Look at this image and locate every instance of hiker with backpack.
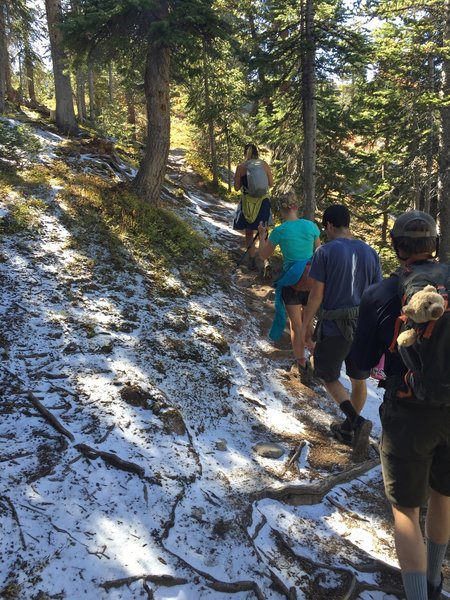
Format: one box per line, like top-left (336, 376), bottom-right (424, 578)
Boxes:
top-left (352, 210), bottom-right (450, 600)
top-left (234, 143), bottom-right (273, 271)
top-left (257, 194), bottom-right (321, 383)
top-left (301, 204), bottom-right (382, 461)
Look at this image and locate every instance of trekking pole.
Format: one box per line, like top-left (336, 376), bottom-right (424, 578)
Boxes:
top-left (236, 230), bottom-right (259, 267)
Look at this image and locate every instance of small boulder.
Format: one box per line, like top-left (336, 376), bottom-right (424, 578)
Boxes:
top-left (252, 442), bottom-right (285, 459)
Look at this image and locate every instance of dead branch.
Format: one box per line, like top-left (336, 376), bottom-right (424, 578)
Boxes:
top-left (240, 394), bottom-right (267, 409)
top-left (280, 441), bottom-right (306, 477)
top-left (95, 424), bottom-right (115, 444)
top-left (256, 458), bottom-right (380, 505)
top-left (206, 579), bottom-right (265, 599)
top-left (0, 495), bottom-right (26, 550)
top-left (37, 371), bottom-right (69, 379)
top-left (142, 581), bottom-right (154, 599)
top-left (160, 487), bottom-right (185, 541)
top-left (101, 574), bottom-right (188, 591)
top-left (0, 363), bottom-right (25, 384)
top-left (49, 384), bottom-right (79, 399)
top-left (325, 495), bottom-right (371, 523)
top-left (27, 392), bottom-right (75, 442)
top-left (74, 443), bottom-right (145, 478)
top-left (0, 451), bottom-right (34, 463)
top-left (12, 300), bottom-right (36, 314)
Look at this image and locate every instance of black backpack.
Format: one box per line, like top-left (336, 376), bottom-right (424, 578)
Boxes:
top-left (389, 260), bottom-right (450, 405)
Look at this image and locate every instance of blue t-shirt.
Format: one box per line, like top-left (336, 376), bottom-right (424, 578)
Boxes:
top-left (268, 219), bottom-right (320, 267)
top-left (309, 238), bottom-right (382, 336)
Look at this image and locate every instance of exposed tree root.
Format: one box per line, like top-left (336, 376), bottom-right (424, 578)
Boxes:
top-left (0, 495), bottom-right (26, 550)
top-left (257, 458), bottom-right (380, 505)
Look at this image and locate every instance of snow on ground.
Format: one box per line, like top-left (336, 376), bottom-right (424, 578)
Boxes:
top-left (0, 123), bottom-right (448, 600)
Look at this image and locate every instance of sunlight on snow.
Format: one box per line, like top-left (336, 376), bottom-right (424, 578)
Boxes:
top-left (95, 516), bottom-right (168, 575)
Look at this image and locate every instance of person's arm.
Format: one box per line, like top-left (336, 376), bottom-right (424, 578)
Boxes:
top-left (234, 164), bottom-right (245, 192)
top-left (314, 237), bottom-right (321, 251)
top-left (264, 162), bottom-right (274, 187)
top-left (258, 223), bottom-right (276, 260)
top-left (301, 279), bottom-right (324, 349)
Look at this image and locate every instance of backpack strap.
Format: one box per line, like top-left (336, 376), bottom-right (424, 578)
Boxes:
top-left (388, 314), bottom-right (408, 353)
top-left (396, 371), bottom-right (414, 399)
top-left (404, 253), bottom-right (434, 266)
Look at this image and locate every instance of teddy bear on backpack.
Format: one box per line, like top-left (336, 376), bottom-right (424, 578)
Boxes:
top-left (397, 284), bottom-right (446, 347)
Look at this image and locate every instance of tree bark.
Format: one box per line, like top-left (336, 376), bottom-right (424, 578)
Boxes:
top-left (439, 0), bottom-right (450, 262)
top-left (301, 0), bottom-right (317, 221)
top-left (0, 0), bottom-right (7, 113)
top-left (203, 44), bottom-right (218, 186)
top-left (125, 89), bottom-right (137, 141)
top-left (75, 67), bottom-right (87, 121)
top-left (134, 16), bottom-right (170, 204)
top-left (424, 55), bottom-right (436, 215)
top-left (108, 61), bottom-right (113, 103)
top-left (44, 0), bottom-right (78, 135)
top-left (24, 39), bottom-right (37, 105)
top-left (88, 59), bottom-right (95, 121)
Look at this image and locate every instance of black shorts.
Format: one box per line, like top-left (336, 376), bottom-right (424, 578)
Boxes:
top-left (282, 287), bottom-right (309, 306)
top-left (379, 400), bottom-right (450, 507)
top-left (313, 335), bottom-right (370, 382)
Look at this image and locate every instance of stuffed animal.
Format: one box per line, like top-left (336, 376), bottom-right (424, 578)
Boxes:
top-left (397, 284), bottom-right (446, 347)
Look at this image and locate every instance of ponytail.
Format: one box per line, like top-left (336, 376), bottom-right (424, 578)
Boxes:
top-left (244, 143), bottom-right (258, 160)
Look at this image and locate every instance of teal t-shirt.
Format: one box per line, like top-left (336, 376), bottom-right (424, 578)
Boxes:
top-left (268, 219), bottom-right (320, 267)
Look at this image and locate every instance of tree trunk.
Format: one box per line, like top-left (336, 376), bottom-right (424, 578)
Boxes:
top-left (225, 122), bottom-right (232, 193)
top-left (0, 0), bottom-right (7, 113)
top-left (125, 89), bottom-right (137, 141)
top-left (44, 0), bottom-right (78, 135)
top-left (76, 67), bottom-right (87, 121)
top-left (108, 62), bottom-right (113, 103)
top-left (439, 0), bottom-right (450, 262)
top-left (424, 55), bottom-right (435, 214)
top-left (301, 0), bottom-right (317, 221)
top-left (24, 40), bottom-right (37, 105)
top-left (134, 28), bottom-right (170, 204)
top-left (203, 45), bottom-right (218, 186)
top-left (18, 50), bottom-right (24, 105)
top-left (88, 60), bottom-right (95, 121)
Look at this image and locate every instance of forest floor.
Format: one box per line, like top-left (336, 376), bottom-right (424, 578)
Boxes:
top-left (0, 116), bottom-right (449, 600)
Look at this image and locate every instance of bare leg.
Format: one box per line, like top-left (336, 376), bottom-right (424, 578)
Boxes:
top-left (245, 229), bottom-right (256, 258)
top-left (426, 489), bottom-right (450, 545)
top-left (392, 505), bottom-right (426, 572)
top-left (285, 304), bottom-right (304, 361)
top-left (349, 377), bottom-right (367, 415)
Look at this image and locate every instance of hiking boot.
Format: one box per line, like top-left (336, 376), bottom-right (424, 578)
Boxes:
top-left (352, 417), bottom-right (373, 462)
top-left (427, 574), bottom-right (443, 600)
top-left (297, 360), bottom-right (313, 385)
top-left (330, 421), bottom-right (353, 446)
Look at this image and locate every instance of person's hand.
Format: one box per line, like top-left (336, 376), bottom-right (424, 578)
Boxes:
top-left (258, 222), bottom-right (267, 238)
top-left (302, 323), bottom-right (315, 351)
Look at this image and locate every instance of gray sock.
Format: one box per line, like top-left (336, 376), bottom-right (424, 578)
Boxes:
top-left (401, 571), bottom-right (427, 600)
top-left (427, 537), bottom-right (448, 588)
